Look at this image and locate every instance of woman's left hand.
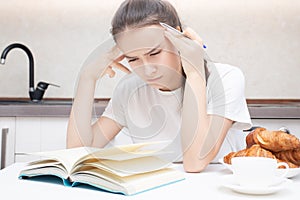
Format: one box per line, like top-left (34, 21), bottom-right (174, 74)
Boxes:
top-left (163, 25), bottom-right (206, 81)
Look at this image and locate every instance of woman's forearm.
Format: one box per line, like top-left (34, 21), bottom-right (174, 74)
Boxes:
top-left (181, 73), bottom-right (232, 172)
top-left (181, 74), bottom-right (211, 172)
top-left (66, 75), bottom-right (96, 148)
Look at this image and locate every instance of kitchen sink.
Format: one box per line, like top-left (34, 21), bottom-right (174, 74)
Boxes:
top-left (0, 100), bottom-right (73, 105)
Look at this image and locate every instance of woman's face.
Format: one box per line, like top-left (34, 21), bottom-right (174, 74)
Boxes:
top-left (116, 25), bottom-right (183, 91)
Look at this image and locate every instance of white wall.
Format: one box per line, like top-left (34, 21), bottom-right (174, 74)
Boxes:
top-left (0, 0), bottom-right (299, 99)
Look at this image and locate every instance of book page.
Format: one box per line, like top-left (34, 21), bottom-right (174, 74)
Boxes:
top-left (100, 156), bottom-right (172, 175)
top-left (76, 140), bottom-right (172, 164)
top-left (23, 159), bottom-right (61, 169)
top-left (76, 156), bottom-right (172, 177)
top-left (23, 141), bottom-right (171, 175)
top-left (23, 147), bottom-right (101, 174)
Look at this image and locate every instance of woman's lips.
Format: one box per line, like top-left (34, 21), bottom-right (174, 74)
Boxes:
top-left (147, 75), bottom-right (162, 82)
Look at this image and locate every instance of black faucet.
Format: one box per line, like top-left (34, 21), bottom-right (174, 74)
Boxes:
top-left (0, 43), bottom-right (59, 102)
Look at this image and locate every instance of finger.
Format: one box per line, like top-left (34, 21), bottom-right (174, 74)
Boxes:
top-left (160, 22), bottom-right (186, 38)
top-left (164, 30), bottom-right (203, 59)
top-left (115, 54), bottom-right (125, 62)
top-left (164, 31), bottom-right (205, 79)
top-left (111, 61), bottom-right (131, 74)
top-left (107, 68), bottom-right (116, 78)
top-left (183, 27), bottom-right (204, 47)
top-left (107, 45), bottom-right (122, 60)
top-left (101, 66), bottom-right (115, 78)
top-left (160, 22), bottom-right (191, 46)
top-left (164, 30), bottom-right (191, 52)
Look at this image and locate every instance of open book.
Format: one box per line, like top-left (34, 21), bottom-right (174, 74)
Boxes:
top-left (18, 142), bottom-right (185, 195)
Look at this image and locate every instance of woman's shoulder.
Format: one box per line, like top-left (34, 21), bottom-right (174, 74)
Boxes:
top-left (208, 62), bottom-right (245, 83)
top-left (206, 62), bottom-right (246, 97)
top-left (213, 62), bottom-right (244, 75)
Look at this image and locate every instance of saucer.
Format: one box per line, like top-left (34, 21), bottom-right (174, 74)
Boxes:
top-left (276, 167), bottom-right (300, 178)
top-left (221, 174), bottom-right (292, 195)
top-left (218, 158), bottom-right (300, 178)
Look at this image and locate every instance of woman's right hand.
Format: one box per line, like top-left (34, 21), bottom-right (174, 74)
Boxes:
top-left (80, 38), bottom-right (131, 81)
top-left (67, 39), bottom-right (131, 148)
top-left (102, 54), bottom-right (131, 78)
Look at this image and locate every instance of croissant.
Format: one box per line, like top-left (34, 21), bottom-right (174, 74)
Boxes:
top-left (223, 144), bottom-right (275, 164)
top-left (275, 147), bottom-right (300, 166)
top-left (246, 128), bottom-right (300, 152)
top-left (246, 127), bottom-right (266, 148)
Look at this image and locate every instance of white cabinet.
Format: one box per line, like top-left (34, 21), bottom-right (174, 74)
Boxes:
top-left (1, 115), bottom-right (300, 168)
top-left (15, 117), bottom-right (69, 162)
top-left (0, 117), bottom-right (16, 169)
top-left (251, 119), bottom-right (300, 138)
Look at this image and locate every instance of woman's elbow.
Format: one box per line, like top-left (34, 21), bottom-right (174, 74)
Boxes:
top-left (183, 157), bottom-right (209, 173)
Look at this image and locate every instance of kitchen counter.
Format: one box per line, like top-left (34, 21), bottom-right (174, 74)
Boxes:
top-left (246, 99), bottom-right (300, 119)
top-left (0, 99), bottom-right (109, 117)
top-left (0, 99), bottom-right (300, 119)
top-left (248, 103), bottom-right (300, 119)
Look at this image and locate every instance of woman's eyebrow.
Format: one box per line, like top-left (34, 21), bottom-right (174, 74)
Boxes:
top-left (124, 45), bottom-right (161, 59)
top-left (124, 54), bottom-right (136, 59)
top-left (144, 44), bottom-right (161, 55)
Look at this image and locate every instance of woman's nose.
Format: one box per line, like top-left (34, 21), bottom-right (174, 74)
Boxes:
top-left (143, 61), bottom-right (157, 76)
top-left (144, 64), bottom-right (157, 76)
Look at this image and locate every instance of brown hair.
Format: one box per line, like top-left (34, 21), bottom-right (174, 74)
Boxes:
top-left (111, 0), bottom-right (182, 36)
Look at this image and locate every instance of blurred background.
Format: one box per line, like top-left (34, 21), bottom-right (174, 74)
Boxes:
top-left (0, 0), bottom-right (299, 99)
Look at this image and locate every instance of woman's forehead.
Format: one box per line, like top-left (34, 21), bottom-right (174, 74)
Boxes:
top-left (115, 26), bottom-right (165, 54)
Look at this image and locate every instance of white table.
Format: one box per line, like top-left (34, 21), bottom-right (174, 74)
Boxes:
top-left (1, 163), bottom-right (299, 200)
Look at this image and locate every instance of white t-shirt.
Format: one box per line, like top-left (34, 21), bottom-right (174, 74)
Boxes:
top-left (102, 62), bottom-right (252, 163)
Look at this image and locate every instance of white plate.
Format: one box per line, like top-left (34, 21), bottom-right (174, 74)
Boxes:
top-left (218, 158), bottom-right (300, 178)
top-left (221, 174), bottom-right (292, 195)
top-left (277, 167), bottom-right (300, 178)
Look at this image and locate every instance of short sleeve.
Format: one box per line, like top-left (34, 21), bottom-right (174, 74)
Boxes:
top-left (206, 64), bottom-right (252, 130)
top-left (101, 81), bottom-right (127, 127)
top-left (102, 98), bottom-right (127, 127)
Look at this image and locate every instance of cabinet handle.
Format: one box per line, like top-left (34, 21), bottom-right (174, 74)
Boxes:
top-left (1, 128), bottom-right (8, 169)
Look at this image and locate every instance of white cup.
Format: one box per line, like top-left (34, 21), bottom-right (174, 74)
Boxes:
top-left (231, 157), bottom-right (289, 188)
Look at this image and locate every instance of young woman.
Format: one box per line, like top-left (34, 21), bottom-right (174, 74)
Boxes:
top-left (67, 0), bottom-right (252, 172)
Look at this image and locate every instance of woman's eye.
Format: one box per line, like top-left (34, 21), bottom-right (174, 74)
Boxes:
top-left (150, 50), bottom-right (161, 56)
top-left (128, 58), bottom-right (138, 63)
